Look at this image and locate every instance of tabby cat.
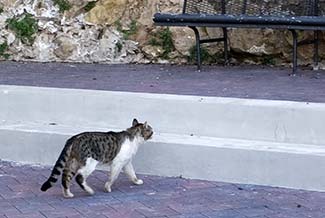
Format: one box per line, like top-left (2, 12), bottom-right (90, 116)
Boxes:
top-left (41, 119), bottom-right (153, 198)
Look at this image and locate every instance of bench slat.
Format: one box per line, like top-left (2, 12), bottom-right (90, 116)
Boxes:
top-left (154, 13), bottom-right (325, 29)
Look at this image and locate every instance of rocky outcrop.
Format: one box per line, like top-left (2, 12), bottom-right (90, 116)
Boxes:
top-left (85, 0), bottom-right (127, 25)
top-left (0, 0), bottom-right (323, 67)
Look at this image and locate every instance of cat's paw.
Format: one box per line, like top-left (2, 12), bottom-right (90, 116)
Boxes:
top-left (63, 190), bottom-right (74, 198)
top-left (85, 187), bottom-right (95, 195)
top-left (133, 179), bottom-right (143, 185)
top-left (104, 182), bottom-right (112, 193)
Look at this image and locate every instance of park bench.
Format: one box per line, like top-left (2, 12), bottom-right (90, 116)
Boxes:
top-left (153, 0), bottom-right (325, 74)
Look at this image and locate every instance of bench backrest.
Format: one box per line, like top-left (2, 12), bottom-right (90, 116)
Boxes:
top-left (183, 0), bottom-right (325, 16)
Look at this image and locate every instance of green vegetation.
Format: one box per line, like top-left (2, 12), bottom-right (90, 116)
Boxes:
top-left (115, 20), bottom-right (137, 40)
top-left (6, 13), bottom-right (38, 45)
top-left (149, 28), bottom-right (175, 59)
top-left (0, 7), bottom-right (4, 14)
top-left (148, 37), bottom-right (159, 46)
top-left (84, 1), bottom-right (97, 12)
top-left (53, 0), bottom-right (72, 13)
top-left (0, 42), bottom-right (10, 59)
top-left (159, 28), bottom-right (174, 59)
top-left (115, 41), bottom-right (123, 53)
top-left (261, 55), bottom-right (276, 65)
top-left (188, 46), bottom-right (211, 63)
top-left (188, 46), bottom-right (224, 64)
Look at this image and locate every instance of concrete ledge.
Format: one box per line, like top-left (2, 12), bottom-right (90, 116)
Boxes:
top-left (1, 85), bottom-right (325, 191)
top-left (1, 85), bottom-right (325, 145)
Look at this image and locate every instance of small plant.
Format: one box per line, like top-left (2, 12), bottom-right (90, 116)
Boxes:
top-left (7, 13), bottom-right (38, 45)
top-left (115, 20), bottom-right (137, 40)
top-left (53, 0), bottom-right (72, 13)
top-left (0, 42), bottom-right (10, 59)
top-left (115, 21), bottom-right (122, 31)
top-left (115, 41), bottom-right (123, 53)
top-left (188, 45), bottom-right (223, 64)
top-left (149, 28), bottom-right (175, 59)
top-left (148, 37), bottom-right (160, 46)
top-left (84, 1), bottom-right (97, 12)
top-left (159, 28), bottom-right (174, 59)
top-left (261, 55), bottom-right (276, 65)
top-left (127, 20), bottom-right (137, 36)
top-left (0, 7), bottom-right (4, 14)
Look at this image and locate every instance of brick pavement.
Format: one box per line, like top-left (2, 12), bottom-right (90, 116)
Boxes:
top-left (0, 61), bottom-right (324, 103)
top-left (0, 160), bottom-right (325, 218)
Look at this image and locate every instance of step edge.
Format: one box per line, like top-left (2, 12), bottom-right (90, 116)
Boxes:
top-left (1, 124), bottom-right (324, 156)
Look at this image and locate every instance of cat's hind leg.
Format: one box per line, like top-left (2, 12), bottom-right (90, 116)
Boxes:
top-left (62, 168), bottom-right (76, 198)
top-left (76, 158), bottom-right (98, 195)
top-left (123, 162), bottom-right (143, 185)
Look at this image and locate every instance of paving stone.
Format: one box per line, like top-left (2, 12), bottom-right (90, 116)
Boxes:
top-left (14, 203), bottom-right (54, 213)
top-left (136, 206), bottom-right (180, 217)
top-left (110, 201), bottom-right (146, 210)
top-left (0, 62), bottom-right (324, 103)
top-left (169, 213), bottom-right (208, 218)
top-left (229, 198), bottom-right (277, 210)
top-left (265, 212), bottom-right (307, 218)
top-left (0, 200), bottom-right (12, 207)
top-left (168, 202), bottom-right (212, 214)
top-left (67, 214), bottom-right (108, 218)
top-left (105, 210), bottom-right (145, 218)
top-left (207, 201), bottom-right (240, 212)
top-left (203, 209), bottom-right (246, 218)
top-left (80, 195), bottom-right (120, 206)
top-left (113, 192), bottom-right (152, 203)
top-left (299, 210), bottom-right (325, 218)
top-left (5, 212), bottom-right (46, 218)
top-left (234, 207), bottom-right (276, 217)
top-left (1, 160), bottom-right (325, 218)
top-left (39, 208), bottom-right (82, 218)
top-left (180, 180), bottom-right (217, 190)
top-left (2, 205), bottom-right (22, 216)
top-left (117, 183), bottom-right (158, 195)
top-left (108, 202), bottom-right (150, 217)
top-left (73, 204), bottom-right (115, 217)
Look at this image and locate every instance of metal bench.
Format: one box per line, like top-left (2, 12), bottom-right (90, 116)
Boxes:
top-left (153, 0), bottom-right (325, 74)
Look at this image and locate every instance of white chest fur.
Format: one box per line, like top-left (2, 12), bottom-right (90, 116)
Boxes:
top-left (113, 137), bottom-right (143, 165)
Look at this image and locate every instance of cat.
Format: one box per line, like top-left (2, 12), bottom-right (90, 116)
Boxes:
top-left (41, 119), bottom-right (153, 198)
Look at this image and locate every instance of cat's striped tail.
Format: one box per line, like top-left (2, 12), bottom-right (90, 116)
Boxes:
top-left (40, 137), bottom-right (74, 192)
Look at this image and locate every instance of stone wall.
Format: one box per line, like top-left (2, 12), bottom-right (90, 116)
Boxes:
top-left (0, 0), bottom-right (324, 67)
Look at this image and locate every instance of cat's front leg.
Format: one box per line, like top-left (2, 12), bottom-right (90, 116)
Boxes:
top-left (104, 163), bottom-right (123, 193)
top-left (123, 162), bottom-right (143, 185)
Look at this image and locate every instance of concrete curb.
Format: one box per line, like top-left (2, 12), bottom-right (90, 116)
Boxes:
top-left (1, 85), bottom-right (325, 191)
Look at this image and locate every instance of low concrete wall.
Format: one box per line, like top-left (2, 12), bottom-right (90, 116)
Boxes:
top-left (1, 85), bottom-right (325, 191)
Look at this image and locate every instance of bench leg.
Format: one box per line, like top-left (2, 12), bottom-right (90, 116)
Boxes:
top-left (313, 30), bottom-right (320, 70)
top-left (189, 26), bottom-right (201, 72)
top-left (290, 30), bottom-right (298, 76)
top-left (222, 27), bottom-right (229, 65)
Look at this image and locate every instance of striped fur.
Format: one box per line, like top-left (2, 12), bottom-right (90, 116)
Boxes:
top-left (40, 137), bottom-right (74, 191)
top-left (40, 119), bottom-right (153, 198)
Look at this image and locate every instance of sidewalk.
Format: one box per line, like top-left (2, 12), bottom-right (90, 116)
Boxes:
top-left (0, 62), bottom-right (324, 103)
top-left (0, 160), bottom-right (324, 218)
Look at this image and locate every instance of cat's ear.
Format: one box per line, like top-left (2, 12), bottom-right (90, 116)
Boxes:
top-left (144, 121), bottom-right (148, 128)
top-left (132, 118), bottom-right (139, 127)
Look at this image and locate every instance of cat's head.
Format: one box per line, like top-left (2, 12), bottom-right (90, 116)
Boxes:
top-left (131, 118), bottom-right (153, 141)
